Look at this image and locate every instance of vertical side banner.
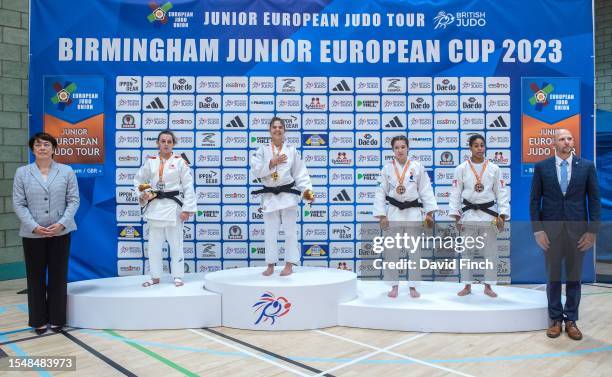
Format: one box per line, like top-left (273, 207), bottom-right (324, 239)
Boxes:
top-left (44, 76), bottom-right (105, 177)
top-left (521, 78), bottom-right (581, 176)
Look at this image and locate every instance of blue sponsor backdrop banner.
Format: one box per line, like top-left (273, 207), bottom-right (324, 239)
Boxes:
top-left (29, 0), bottom-right (595, 283)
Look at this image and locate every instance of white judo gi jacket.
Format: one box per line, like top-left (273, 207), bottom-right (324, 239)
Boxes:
top-left (251, 144), bottom-right (313, 213)
top-left (449, 160), bottom-right (510, 222)
top-left (373, 159), bottom-right (438, 222)
top-left (134, 154), bottom-right (197, 226)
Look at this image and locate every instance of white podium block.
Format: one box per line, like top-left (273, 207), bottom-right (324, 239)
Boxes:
top-left (67, 274), bottom-right (221, 330)
top-left (339, 281), bottom-right (549, 333)
top-left (204, 267), bottom-right (357, 330)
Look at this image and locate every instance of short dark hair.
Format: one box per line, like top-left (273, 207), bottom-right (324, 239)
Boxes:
top-left (269, 117), bottom-right (285, 129)
top-left (468, 134), bottom-right (485, 147)
top-left (391, 135), bottom-right (409, 148)
top-left (28, 132), bottom-right (58, 151)
top-left (157, 130), bottom-right (177, 144)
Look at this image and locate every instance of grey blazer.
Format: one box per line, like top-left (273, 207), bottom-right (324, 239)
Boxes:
top-left (12, 161), bottom-right (80, 238)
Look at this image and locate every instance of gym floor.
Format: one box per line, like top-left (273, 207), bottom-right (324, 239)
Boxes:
top-left (1, 279), bottom-right (611, 377)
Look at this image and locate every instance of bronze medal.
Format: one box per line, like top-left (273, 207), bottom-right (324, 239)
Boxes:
top-left (468, 159), bottom-right (488, 194)
top-left (392, 159), bottom-right (411, 196)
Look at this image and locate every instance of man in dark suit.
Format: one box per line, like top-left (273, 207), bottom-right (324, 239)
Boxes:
top-left (530, 129), bottom-right (600, 340)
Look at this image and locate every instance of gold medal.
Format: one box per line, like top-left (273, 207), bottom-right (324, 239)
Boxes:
top-left (392, 159), bottom-right (411, 196)
top-left (271, 143), bottom-right (283, 182)
top-left (468, 159), bottom-right (488, 194)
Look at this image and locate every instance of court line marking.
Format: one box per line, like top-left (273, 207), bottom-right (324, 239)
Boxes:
top-left (202, 328), bottom-right (335, 376)
top-left (312, 332), bottom-right (427, 376)
top-left (80, 329), bottom-right (244, 357)
top-left (105, 330), bottom-right (199, 377)
top-left (78, 327), bottom-right (612, 365)
top-left (0, 332), bottom-right (51, 376)
top-left (0, 328), bottom-right (77, 347)
top-left (189, 329), bottom-right (312, 377)
top-left (62, 330), bottom-right (137, 377)
top-left (314, 330), bottom-right (474, 377)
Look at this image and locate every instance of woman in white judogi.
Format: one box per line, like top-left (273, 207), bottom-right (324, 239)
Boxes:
top-left (374, 135), bottom-right (438, 298)
top-left (449, 134), bottom-right (510, 297)
top-left (251, 117), bottom-right (314, 277)
top-left (134, 131), bottom-right (196, 287)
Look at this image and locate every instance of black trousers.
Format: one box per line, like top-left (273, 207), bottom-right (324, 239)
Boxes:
top-left (545, 226), bottom-right (584, 322)
top-left (22, 234), bottom-right (71, 328)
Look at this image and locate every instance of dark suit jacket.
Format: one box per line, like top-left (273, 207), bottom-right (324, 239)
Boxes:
top-left (530, 156), bottom-right (600, 239)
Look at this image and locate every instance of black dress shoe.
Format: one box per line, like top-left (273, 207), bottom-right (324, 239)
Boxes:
top-left (34, 327), bottom-right (47, 335)
top-left (50, 326), bottom-right (63, 333)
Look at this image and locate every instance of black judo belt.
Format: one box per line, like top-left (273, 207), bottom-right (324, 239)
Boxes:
top-left (461, 199), bottom-right (499, 218)
top-left (252, 181), bottom-right (301, 196)
top-left (386, 196), bottom-right (423, 210)
top-left (142, 190), bottom-right (183, 213)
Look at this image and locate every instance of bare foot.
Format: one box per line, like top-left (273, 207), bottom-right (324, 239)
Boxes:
top-left (387, 285), bottom-right (399, 298)
top-left (142, 278), bottom-right (160, 287)
top-left (409, 287), bottom-right (420, 298)
top-left (262, 264), bottom-right (275, 276)
top-left (457, 284), bottom-right (471, 296)
top-left (174, 278), bottom-right (184, 287)
top-left (280, 263), bottom-right (293, 276)
top-left (484, 284), bottom-right (498, 298)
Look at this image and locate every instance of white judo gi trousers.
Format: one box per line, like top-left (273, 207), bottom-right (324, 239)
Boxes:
top-left (263, 206), bottom-right (300, 265)
top-left (148, 220), bottom-right (184, 279)
top-left (383, 223), bottom-right (424, 287)
top-left (459, 222), bottom-right (499, 285)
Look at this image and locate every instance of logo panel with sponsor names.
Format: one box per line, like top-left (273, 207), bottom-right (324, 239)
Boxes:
top-left (115, 75), bottom-right (511, 280)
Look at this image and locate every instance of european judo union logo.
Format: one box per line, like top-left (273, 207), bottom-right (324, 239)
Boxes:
top-left (50, 81), bottom-right (77, 111)
top-left (253, 292), bottom-right (291, 325)
top-left (529, 82), bottom-right (554, 111)
top-left (147, 1), bottom-right (173, 24)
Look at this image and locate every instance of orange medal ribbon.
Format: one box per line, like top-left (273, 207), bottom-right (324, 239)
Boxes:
top-left (467, 159), bottom-right (488, 193)
top-left (392, 159), bottom-right (410, 194)
top-left (157, 155), bottom-right (169, 190)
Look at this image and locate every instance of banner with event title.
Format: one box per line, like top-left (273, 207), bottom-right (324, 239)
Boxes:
top-left (29, 0), bottom-right (595, 283)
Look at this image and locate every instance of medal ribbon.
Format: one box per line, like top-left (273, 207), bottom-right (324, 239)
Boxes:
top-left (158, 154), bottom-right (169, 183)
top-left (392, 159), bottom-right (411, 188)
top-left (468, 159), bottom-right (488, 188)
top-left (271, 143), bottom-right (283, 176)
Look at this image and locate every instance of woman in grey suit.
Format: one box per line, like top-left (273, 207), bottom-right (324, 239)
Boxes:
top-left (12, 133), bottom-right (80, 335)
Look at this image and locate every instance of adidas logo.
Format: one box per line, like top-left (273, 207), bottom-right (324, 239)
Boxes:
top-left (332, 79), bottom-right (351, 92)
top-left (332, 189), bottom-right (351, 202)
top-left (488, 115), bottom-right (508, 128)
top-left (225, 115), bottom-right (245, 128)
top-left (384, 116), bottom-right (404, 128)
top-left (146, 97), bottom-right (165, 110)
